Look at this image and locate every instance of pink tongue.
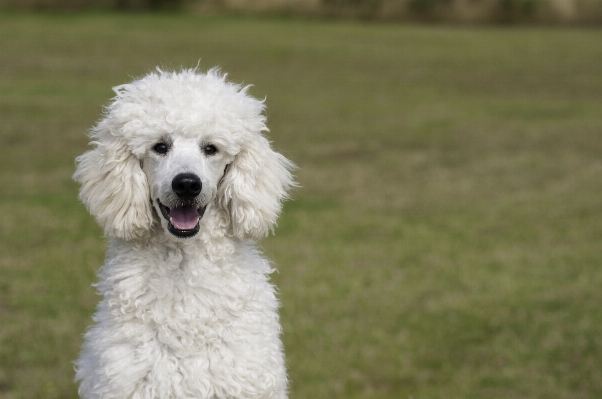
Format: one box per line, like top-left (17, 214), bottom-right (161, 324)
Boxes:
top-left (169, 205), bottom-right (200, 230)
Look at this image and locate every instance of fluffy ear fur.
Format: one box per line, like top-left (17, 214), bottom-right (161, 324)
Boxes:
top-left (74, 135), bottom-right (153, 241)
top-left (219, 134), bottom-right (296, 240)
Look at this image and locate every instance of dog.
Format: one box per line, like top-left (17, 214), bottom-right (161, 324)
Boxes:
top-left (73, 68), bottom-right (295, 399)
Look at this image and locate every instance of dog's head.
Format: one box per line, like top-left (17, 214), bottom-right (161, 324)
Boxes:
top-left (74, 68), bottom-right (295, 241)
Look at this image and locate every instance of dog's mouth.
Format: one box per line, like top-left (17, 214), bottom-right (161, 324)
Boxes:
top-left (157, 200), bottom-right (207, 238)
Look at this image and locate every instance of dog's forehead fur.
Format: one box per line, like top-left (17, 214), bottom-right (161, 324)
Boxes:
top-left (95, 68), bottom-right (267, 158)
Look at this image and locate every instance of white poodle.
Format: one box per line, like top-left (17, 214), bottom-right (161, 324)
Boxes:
top-left (73, 68), bottom-right (295, 399)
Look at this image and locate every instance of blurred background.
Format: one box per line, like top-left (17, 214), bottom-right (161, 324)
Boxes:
top-left (1, 0), bottom-right (602, 23)
top-left (0, 1), bottom-right (601, 399)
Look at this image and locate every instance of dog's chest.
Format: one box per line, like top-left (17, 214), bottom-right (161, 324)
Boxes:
top-left (102, 245), bottom-right (278, 356)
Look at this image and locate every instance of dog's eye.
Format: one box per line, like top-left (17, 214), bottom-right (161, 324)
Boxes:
top-left (153, 142), bottom-right (169, 154)
top-left (203, 144), bottom-right (217, 156)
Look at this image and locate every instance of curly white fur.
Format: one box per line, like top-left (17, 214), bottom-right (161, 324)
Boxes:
top-left (73, 68), bottom-right (295, 399)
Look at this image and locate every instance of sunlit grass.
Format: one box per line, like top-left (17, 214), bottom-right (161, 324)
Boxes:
top-left (0, 11), bottom-right (601, 399)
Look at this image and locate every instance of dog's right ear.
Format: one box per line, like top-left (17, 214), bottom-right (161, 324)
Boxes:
top-left (74, 131), bottom-right (153, 241)
top-left (218, 133), bottom-right (296, 240)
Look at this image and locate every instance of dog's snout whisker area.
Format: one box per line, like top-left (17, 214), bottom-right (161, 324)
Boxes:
top-left (172, 173), bottom-right (202, 199)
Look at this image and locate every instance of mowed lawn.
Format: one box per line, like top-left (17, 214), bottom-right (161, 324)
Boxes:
top-left (1, 11), bottom-right (602, 399)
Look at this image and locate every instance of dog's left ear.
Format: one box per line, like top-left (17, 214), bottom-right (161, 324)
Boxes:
top-left (218, 134), bottom-right (296, 240)
top-left (74, 134), bottom-right (154, 241)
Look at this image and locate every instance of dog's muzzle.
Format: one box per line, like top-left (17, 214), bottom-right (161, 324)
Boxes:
top-left (157, 173), bottom-right (206, 238)
top-left (158, 200), bottom-right (207, 238)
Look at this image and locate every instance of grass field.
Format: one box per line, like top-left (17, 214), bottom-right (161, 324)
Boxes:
top-left (1, 11), bottom-right (602, 399)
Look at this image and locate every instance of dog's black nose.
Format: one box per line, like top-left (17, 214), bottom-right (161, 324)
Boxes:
top-left (172, 173), bottom-right (202, 199)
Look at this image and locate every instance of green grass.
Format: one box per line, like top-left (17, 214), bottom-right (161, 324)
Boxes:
top-left (1, 11), bottom-right (602, 399)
